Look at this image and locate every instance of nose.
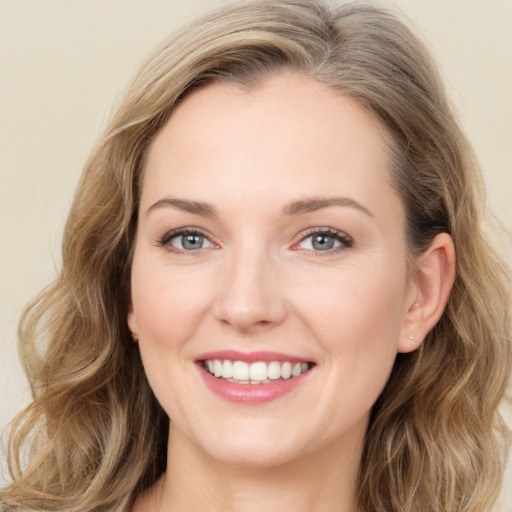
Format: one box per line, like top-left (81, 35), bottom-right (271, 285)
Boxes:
top-left (213, 245), bottom-right (287, 333)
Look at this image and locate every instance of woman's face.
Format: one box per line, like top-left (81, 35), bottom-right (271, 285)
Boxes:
top-left (128, 72), bottom-right (418, 467)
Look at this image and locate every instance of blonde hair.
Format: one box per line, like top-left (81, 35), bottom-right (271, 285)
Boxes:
top-left (2, 1), bottom-right (510, 511)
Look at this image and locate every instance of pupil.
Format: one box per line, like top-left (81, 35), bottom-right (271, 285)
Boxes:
top-left (312, 234), bottom-right (334, 251)
top-left (183, 234), bottom-right (203, 250)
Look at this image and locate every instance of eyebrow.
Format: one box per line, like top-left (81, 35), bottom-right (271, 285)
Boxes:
top-left (146, 195), bottom-right (373, 218)
top-left (147, 198), bottom-right (217, 217)
top-left (281, 197), bottom-right (373, 217)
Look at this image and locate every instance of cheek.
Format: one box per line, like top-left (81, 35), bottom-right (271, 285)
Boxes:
top-left (130, 258), bottom-right (215, 419)
top-left (297, 266), bottom-right (407, 429)
top-left (130, 258), bottom-right (215, 346)
top-left (293, 261), bottom-right (407, 371)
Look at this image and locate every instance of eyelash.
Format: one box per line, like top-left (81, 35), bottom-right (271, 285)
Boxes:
top-left (157, 227), bottom-right (353, 254)
top-left (157, 227), bottom-right (215, 254)
top-left (294, 227), bottom-right (353, 255)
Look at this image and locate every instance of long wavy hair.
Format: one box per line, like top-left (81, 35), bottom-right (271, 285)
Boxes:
top-left (2, 1), bottom-right (510, 511)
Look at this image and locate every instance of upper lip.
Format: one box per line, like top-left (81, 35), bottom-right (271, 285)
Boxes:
top-left (195, 350), bottom-right (313, 364)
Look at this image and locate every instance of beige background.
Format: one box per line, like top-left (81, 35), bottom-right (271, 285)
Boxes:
top-left (1, 0), bottom-right (511, 506)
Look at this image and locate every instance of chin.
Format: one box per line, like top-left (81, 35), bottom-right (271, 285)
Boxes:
top-left (207, 442), bottom-right (301, 469)
top-left (189, 421), bottom-right (318, 469)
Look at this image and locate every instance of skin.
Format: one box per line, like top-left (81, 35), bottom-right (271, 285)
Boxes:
top-left (128, 72), bottom-right (455, 511)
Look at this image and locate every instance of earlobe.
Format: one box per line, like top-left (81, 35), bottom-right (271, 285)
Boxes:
top-left (127, 301), bottom-right (139, 343)
top-left (398, 233), bottom-right (456, 353)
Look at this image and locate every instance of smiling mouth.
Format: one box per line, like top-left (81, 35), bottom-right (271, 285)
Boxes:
top-left (202, 359), bottom-right (314, 384)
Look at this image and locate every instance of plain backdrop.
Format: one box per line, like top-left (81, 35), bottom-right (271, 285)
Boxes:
top-left (1, 0), bottom-right (511, 507)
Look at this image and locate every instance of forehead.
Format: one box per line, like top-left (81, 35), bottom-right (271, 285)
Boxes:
top-left (141, 72), bottom-right (399, 221)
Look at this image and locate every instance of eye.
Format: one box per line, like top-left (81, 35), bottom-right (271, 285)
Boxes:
top-left (295, 229), bottom-right (352, 253)
top-left (159, 228), bottom-right (216, 252)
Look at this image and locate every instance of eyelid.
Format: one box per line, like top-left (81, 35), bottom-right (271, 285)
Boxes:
top-left (156, 226), bottom-right (352, 254)
top-left (157, 226), bottom-right (218, 252)
top-left (292, 227), bottom-right (353, 253)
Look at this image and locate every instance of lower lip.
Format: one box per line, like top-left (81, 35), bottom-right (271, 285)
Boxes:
top-left (198, 365), bottom-right (312, 404)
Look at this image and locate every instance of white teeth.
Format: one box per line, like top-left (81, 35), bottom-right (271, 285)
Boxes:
top-left (204, 359), bottom-right (311, 383)
top-left (267, 361), bottom-right (281, 380)
top-left (222, 360), bottom-right (233, 379)
top-left (249, 362), bottom-right (268, 380)
top-left (213, 359), bottom-right (223, 377)
top-left (232, 361), bottom-right (249, 380)
top-left (291, 363), bottom-right (302, 377)
top-left (281, 362), bottom-right (292, 379)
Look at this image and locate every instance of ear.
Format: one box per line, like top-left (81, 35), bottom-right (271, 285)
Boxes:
top-left (127, 298), bottom-right (139, 342)
top-left (398, 233), bottom-right (456, 353)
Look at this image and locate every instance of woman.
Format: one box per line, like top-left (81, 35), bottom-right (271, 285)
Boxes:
top-left (2, 1), bottom-right (510, 511)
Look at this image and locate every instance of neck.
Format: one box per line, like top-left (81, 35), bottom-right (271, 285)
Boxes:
top-left (135, 423), bottom-right (364, 512)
